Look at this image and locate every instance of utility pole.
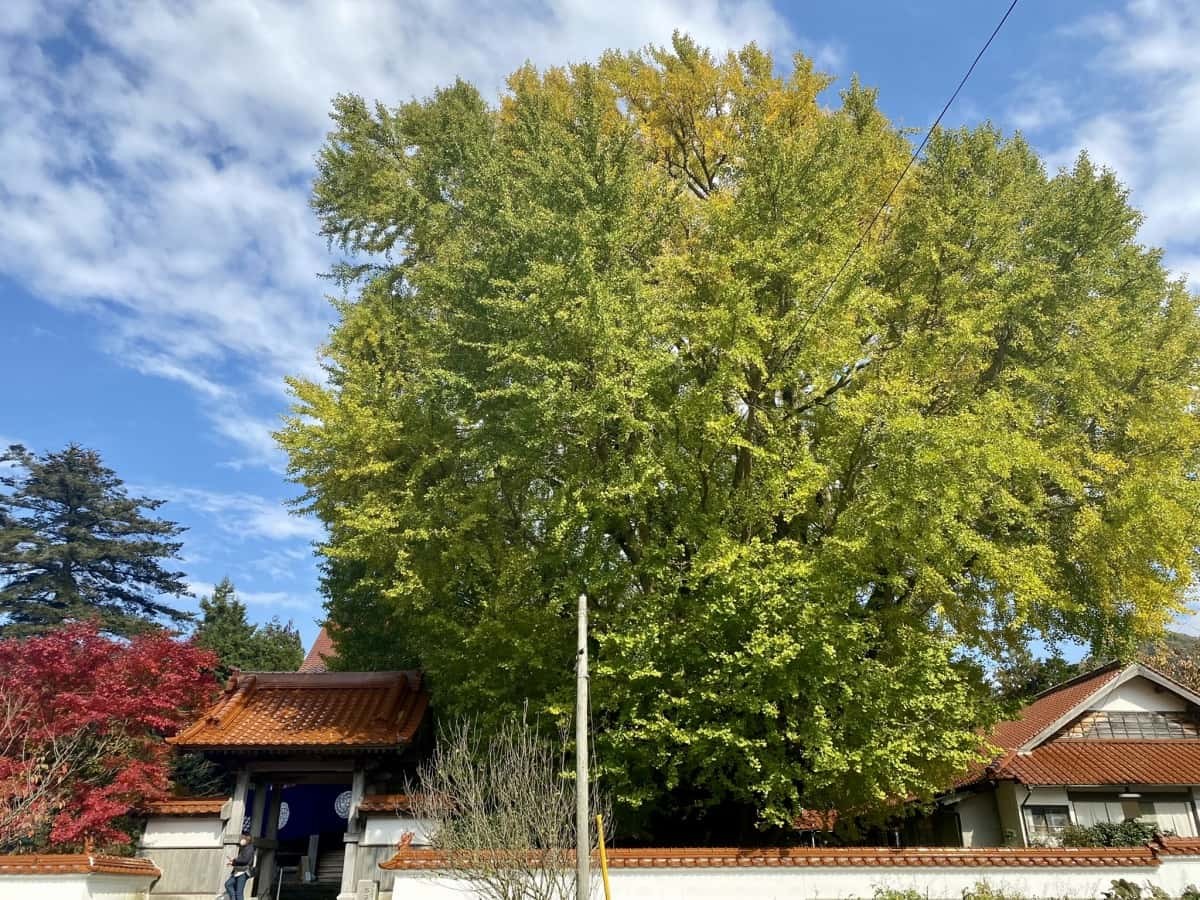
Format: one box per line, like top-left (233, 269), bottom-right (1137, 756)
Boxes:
top-left (575, 591), bottom-right (590, 900)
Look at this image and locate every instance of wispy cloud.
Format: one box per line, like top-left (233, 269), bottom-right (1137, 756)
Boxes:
top-left (1006, 82), bottom-right (1069, 135)
top-left (1033, 0), bottom-right (1200, 290)
top-left (187, 579), bottom-right (315, 613)
top-left (0, 0), bottom-right (817, 469)
top-left (249, 547), bottom-right (314, 583)
top-left (237, 589), bottom-right (316, 613)
top-left (152, 485), bottom-right (323, 543)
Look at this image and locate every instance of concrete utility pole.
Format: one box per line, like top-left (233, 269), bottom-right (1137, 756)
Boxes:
top-left (575, 591), bottom-right (590, 900)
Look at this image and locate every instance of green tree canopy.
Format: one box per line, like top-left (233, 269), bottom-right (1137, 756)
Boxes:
top-left (0, 443), bottom-right (189, 636)
top-left (193, 576), bottom-right (304, 676)
top-left (281, 36), bottom-right (1200, 837)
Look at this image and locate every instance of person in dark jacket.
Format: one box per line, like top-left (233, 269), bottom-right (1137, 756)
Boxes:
top-left (223, 834), bottom-right (255, 900)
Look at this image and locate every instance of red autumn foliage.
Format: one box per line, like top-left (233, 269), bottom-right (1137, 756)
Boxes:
top-left (0, 621), bottom-right (219, 851)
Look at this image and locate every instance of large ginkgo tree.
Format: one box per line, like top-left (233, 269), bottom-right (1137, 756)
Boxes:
top-left (280, 35), bottom-right (1200, 838)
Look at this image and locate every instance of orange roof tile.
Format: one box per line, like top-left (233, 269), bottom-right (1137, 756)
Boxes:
top-left (358, 793), bottom-right (418, 814)
top-left (955, 661), bottom-right (1200, 788)
top-left (299, 627), bottom-right (337, 673)
top-left (1154, 836), bottom-right (1200, 856)
top-left (144, 798), bottom-right (227, 816)
top-left (989, 662), bottom-right (1125, 752)
top-left (380, 845), bottom-right (1159, 870)
top-left (956, 662), bottom-right (1127, 786)
top-left (1000, 740), bottom-right (1200, 786)
top-left (169, 671), bottom-right (427, 752)
top-left (0, 854), bottom-right (161, 877)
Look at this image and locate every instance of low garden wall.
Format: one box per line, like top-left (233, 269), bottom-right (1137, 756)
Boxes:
top-left (7, 838), bottom-right (1194, 900)
top-left (378, 841), bottom-right (1200, 900)
top-left (0, 853), bottom-right (161, 900)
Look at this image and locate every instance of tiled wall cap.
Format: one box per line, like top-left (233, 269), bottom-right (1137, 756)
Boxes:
top-left (380, 845), bottom-right (1161, 871)
top-left (0, 854), bottom-right (161, 877)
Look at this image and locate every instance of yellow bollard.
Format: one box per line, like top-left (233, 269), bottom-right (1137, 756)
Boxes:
top-left (595, 814), bottom-right (612, 900)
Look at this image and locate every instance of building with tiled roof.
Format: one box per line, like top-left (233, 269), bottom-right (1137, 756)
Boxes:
top-left (298, 625), bottom-right (337, 672)
top-left (168, 670), bottom-right (427, 753)
top-left (944, 661), bottom-right (1200, 848)
top-left (142, 630), bottom-right (430, 900)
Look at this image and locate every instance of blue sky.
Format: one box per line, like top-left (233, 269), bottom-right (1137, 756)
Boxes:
top-left (3, 0), bottom-right (1199, 648)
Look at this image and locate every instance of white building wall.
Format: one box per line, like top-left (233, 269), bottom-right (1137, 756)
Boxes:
top-left (994, 781), bottom-right (1026, 845)
top-left (1092, 677), bottom-right (1188, 712)
top-left (139, 816), bottom-right (223, 849)
top-left (956, 791), bottom-right (1002, 848)
top-left (6, 851), bottom-right (1197, 900)
top-left (362, 813), bottom-right (436, 848)
top-left (138, 815), bottom-right (226, 898)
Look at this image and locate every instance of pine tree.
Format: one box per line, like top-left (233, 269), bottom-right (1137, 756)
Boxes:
top-left (254, 617), bottom-right (306, 671)
top-left (0, 444), bottom-right (189, 636)
top-left (193, 576), bottom-right (304, 676)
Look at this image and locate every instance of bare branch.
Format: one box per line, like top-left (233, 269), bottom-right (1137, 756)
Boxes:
top-left (406, 714), bottom-right (610, 900)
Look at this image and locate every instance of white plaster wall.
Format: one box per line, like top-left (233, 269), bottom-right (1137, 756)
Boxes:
top-left (362, 814), bottom-right (436, 848)
top-left (0, 872), bottom-right (155, 900)
top-left (1158, 853), bottom-right (1200, 897)
top-left (994, 781), bottom-right (1026, 845)
top-left (140, 816), bottom-right (223, 849)
top-left (8, 862), bottom-right (1198, 900)
top-left (381, 864), bottom-right (1179, 900)
top-left (1093, 677), bottom-right (1188, 712)
top-left (0, 874), bottom-right (89, 900)
top-left (956, 790), bottom-right (1002, 847)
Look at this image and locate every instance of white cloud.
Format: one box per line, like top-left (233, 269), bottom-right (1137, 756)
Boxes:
top-left (187, 579), bottom-right (314, 613)
top-left (236, 589), bottom-right (315, 613)
top-left (1006, 83), bottom-right (1069, 135)
top-left (186, 580), bottom-right (217, 600)
top-left (249, 546), bottom-right (313, 582)
top-left (211, 410), bottom-right (290, 473)
top-left (0, 0), bottom-right (815, 469)
top-left (1042, 0), bottom-right (1200, 282)
top-left (1169, 255), bottom-right (1200, 294)
top-left (154, 485), bottom-right (323, 542)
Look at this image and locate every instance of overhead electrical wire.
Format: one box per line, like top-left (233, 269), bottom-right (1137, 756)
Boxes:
top-left (803, 0), bottom-right (1022, 328)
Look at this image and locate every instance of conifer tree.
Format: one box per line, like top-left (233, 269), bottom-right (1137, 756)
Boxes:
top-left (193, 576), bottom-right (304, 676)
top-left (0, 444), bottom-right (189, 636)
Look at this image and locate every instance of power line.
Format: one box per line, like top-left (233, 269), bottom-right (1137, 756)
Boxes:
top-left (802, 0), bottom-right (1022, 329)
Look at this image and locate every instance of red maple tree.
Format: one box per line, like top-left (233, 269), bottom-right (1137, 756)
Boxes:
top-left (0, 621), bottom-right (219, 851)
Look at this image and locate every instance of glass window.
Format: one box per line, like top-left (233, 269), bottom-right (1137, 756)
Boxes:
top-left (1026, 805), bottom-right (1071, 843)
top-left (1139, 800), bottom-right (1199, 838)
top-left (1060, 710), bottom-right (1200, 739)
top-left (1071, 796), bottom-right (1125, 827)
top-left (1070, 793), bottom-right (1200, 838)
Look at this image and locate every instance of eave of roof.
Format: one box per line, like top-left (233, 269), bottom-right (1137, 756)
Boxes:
top-left (144, 798), bottom-right (226, 816)
top-left (997, 662), bottom-right (1126, 753)
top-left (1018, 663), bottom-right (1200, 752)
top-left (169, 670), bottom-right (428, 752)
top-left (1155, 836), bottom-right (1200, 856)
top-left (358, 793), bottom-right (418, 814)
top-left (997, 740), bottom-right (1200, 786)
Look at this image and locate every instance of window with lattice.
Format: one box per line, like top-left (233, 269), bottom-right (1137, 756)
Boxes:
top-left (1058, 710), bottom-right (1200, 739)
